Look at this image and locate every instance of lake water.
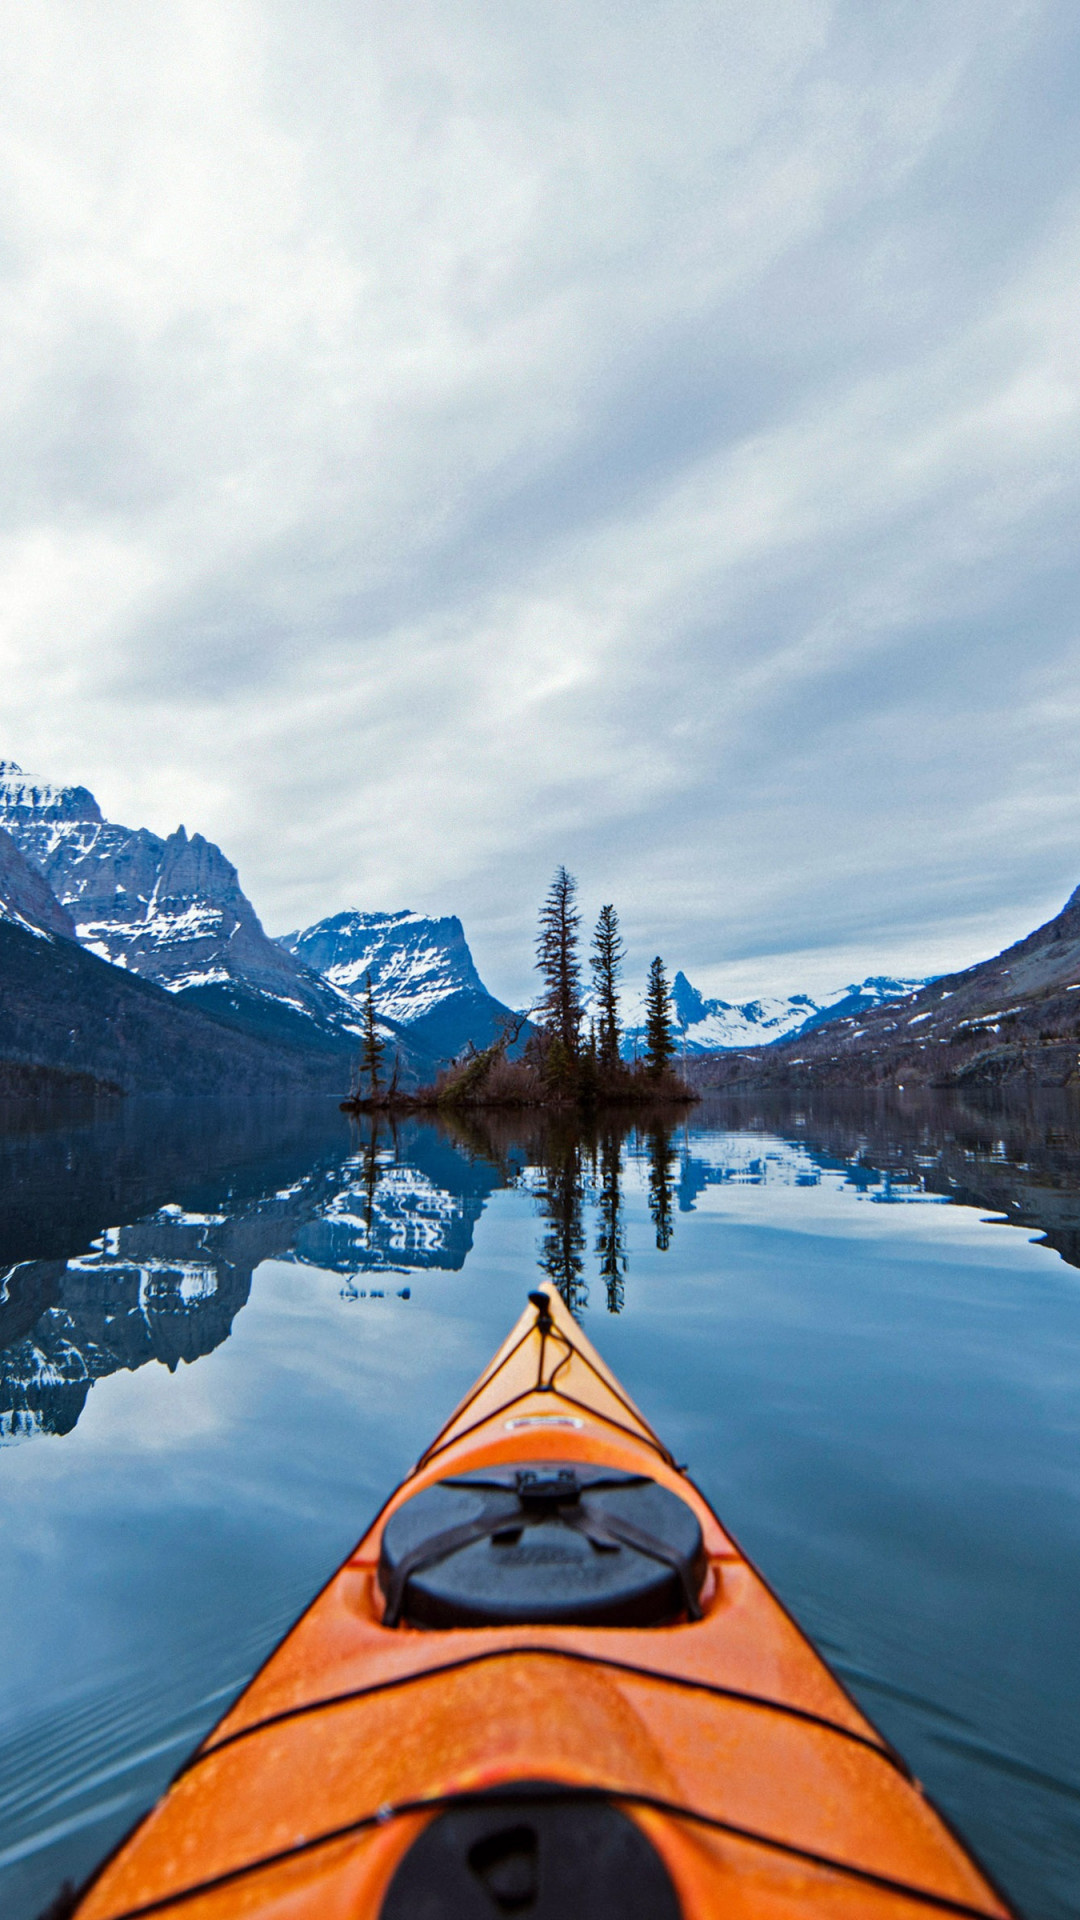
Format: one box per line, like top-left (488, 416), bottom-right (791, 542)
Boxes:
top-left (1, 1090), bottom-right (1078, 1920)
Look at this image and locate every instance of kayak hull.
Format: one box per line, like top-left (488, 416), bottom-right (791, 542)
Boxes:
top-left (72, 1284), bottom-right (1013, 1920)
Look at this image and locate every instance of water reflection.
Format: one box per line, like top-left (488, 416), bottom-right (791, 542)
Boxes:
top-left (534, 1121), bottom-right (589, 1316)
top-left (700, 1086), bottom-right (1080, 1263)
top-left (5, 1089), bottom-right (1080, 1445)
top-left (1, 1090), bottom-right (1079, 1920)
top-left (0, 1103), bottom-right (697, 1442)
top-left (647, 1125), bottom-right (677, 1252)
top-left (596, 1130), bottom-right (626, 1314)
top-left (440, 1110), bottom-right (684, 1317)
top-left (0, 1103), bottom-right (502, 1444)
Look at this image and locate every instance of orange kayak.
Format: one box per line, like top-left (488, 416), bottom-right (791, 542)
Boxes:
top-left (73, 1283), bottom-right (1014, 1919)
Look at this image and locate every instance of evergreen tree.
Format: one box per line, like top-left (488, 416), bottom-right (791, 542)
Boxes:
top-left (590, 903), bottom-right (624, 1075)
top-left (359, 971), bottom-right (385, 1097)
top-left (535, 866), bottom-right (583, 1059)
top-left (643, 956), bottom-right (676, 1077)
top-left (576, 1017), bottom-right (599, 1105)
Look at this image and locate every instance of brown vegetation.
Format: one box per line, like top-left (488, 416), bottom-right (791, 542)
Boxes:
top-left (343, 1023), bottom-right (693, 1113)
top-left (342, 867), bottom-right (696, 1114)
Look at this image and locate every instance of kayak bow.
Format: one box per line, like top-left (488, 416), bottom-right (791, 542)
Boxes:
top-left (72, 1283), bottom-right (1014, 1920)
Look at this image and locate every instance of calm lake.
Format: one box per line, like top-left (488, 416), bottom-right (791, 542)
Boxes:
top-left (1, 1090), bottom-right (1078, 1920)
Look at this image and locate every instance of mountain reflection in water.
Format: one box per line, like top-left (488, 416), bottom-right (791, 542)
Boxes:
top-left (5, 1090), bottom-right (1080, 1445)
top-left (0, 1103), bottom-right (502, 1443)
top-left (1, 1089), bottom-right (1079, 1920)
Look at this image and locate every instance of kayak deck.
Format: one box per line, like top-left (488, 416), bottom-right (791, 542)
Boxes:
top-left (73, 1284), bottom-right (1013, 1919)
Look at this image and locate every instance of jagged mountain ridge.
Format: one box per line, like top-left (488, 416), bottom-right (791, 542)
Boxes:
top-left (0, 762), bottom-right (434, 1079)
top-left (0, 760), bottom-right (351, 1009)
top-left (599, 968), bottom-right (927, 1056)
top-left (0, 763), bottom-right (510, 1076)
top-left (0, 762), bottom-right (286, 991)
top-left (689, 883), bottom-right (1080, 1092)
top-left (668, 969), bottom-right (926, 1050)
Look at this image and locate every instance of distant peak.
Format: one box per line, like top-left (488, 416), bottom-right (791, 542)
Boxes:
top-left (0, 763), bottom-right (103, 823)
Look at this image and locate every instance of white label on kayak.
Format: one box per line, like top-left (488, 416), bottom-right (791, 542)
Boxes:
top-left (504, 1415), bottom-right (585, 1431)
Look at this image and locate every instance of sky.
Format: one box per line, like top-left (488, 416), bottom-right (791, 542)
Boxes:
top-left (3, 0), bottom-right (1080, 1008)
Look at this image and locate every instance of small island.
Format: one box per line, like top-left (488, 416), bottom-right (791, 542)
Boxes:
top-left (342, 866), bottom-right (696, 1113)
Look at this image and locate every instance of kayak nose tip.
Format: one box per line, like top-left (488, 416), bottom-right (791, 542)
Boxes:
top-left (528, 1288), bottom-right (555, 1331)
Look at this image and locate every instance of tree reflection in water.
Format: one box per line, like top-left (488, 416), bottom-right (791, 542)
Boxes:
top-left (647, 1125), bottom-right (677, 1252)
top-left (595, 1128), bottom-right (627, 1313)
top-left (533, 1112), bottom-right (683, 1317)
top-left (434, 1106), bottom-right (688, 1318)
top-left (535, 1119), bottom-right (589, 1317)
top-left (340, 1120), bottom-right (385, 1299)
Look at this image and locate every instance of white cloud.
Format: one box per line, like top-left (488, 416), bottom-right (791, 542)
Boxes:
top-left (2, 0), bottom-right (1079, 1005)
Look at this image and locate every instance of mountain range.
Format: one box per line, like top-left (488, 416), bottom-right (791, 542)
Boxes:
top-left (9, 752), bottom-right (1071, 1101)
top-left (0, 762), bottom-right (516, 1095)
top-left (613, 970), bottom-right (926, 1056)
top-left (690, 883), bottom-right (1080, 1093)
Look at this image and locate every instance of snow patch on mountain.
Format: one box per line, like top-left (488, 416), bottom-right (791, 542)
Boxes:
top-left (672, 971), bottom-right (926, 1051)
top-left (278, 910), bottom-right (485, 1024)
top-left (595, 967), bottom-right (927, 1056)
top-left (0, 761), bottom-right (366, 1046)
top-left (277, 910), bottom-right (520, 1063)
top-left (672, 971), bottom-right (927, 1052)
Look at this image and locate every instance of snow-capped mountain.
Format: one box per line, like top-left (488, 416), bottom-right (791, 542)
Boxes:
top-left (669, 970), bottom-right (926, 1051)
top-left (0, 761), bottom-right (400, 1067)
top-left (0, 760), bottom-right (315, 993)
top-left (604, 968), bottom-right (926, 1056)
top-left (280, 910), bottom-right (483, 1018)
top-left (279, 910), bottom-right (520, 1063)
top-left (0, 762), bottom-right (509, 1075)
top-left (0, 756), bottom-right (926, 1081)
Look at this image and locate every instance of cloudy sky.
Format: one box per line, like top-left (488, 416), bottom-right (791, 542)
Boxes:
top-left (4, 1), bottom-right (1080, 1006)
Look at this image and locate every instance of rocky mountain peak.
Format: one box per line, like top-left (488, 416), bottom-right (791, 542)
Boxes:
top-left (0, 760), bottom-right (102, 826)
top-left (0, 764), bottom-right (356, 1032)
top-left (671, 970), bottom-right (709, 1026)
top-left (613, 967), bottom-right (925, 1056)
top-left (279, 909), bottom-right (486, 1022)
top-left (278, 908), bottom-right (521, 1063)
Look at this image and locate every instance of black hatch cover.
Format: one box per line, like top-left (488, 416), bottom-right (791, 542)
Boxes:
top-left (378, 1462), bottom-right (705, 1629)
top-left (379, 1788), bottom-right (682, 1919)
